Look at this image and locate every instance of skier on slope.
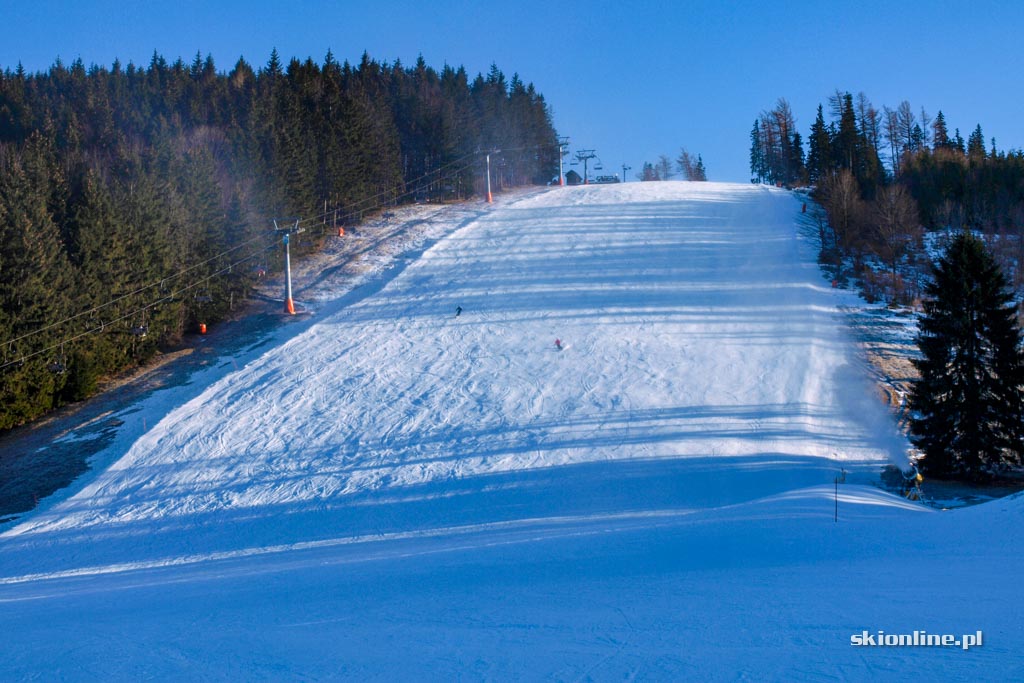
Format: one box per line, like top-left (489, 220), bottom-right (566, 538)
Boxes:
top-left (455, 305), bottom-right (462, 317)
top-left (554, 338), bottom-right (562, 350)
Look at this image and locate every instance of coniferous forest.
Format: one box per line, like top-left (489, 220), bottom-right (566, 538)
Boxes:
top-left (751, 93), bottom-right (1024, 480)
top-left (0, 51), bottom-right (559, 431)
top-left (751, 93), bottom-right (1024, 304)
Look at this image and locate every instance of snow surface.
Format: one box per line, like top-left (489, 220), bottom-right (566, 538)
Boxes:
top-left (1, 182), bottom-right (1021, 680)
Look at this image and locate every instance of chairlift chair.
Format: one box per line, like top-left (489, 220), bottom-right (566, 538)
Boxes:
top-left (130, 312), bottom-right (149, 338)
top-left (48, 345), bottom-right (67, 374)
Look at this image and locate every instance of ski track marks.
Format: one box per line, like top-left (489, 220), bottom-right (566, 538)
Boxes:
top-left (3, 183), bottom-right (1011, 681)
top-left (3, 181), bottom-right (907, 546)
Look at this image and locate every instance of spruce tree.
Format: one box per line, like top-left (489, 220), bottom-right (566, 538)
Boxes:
top-left (807, 104), bottom-right (832, 184)
top-left (910, 232), bottom-right (1024, 480)
top-left (932, 110), bottom-right (950, 150)
top-left (967, 124), bottom-right (986, 161)
top-left (749, 120), bottom-right (763, 183)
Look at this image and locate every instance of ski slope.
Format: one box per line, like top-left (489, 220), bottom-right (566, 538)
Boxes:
top-left (1, 182), bottom-right (1020, 680)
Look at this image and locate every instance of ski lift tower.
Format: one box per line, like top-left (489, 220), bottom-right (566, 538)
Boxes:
top-left (558, 137), bottom-right (570, 186)
top-left (274, 218), bottom-right (304, 315)
top-left (574, 149), bottom-right (597, 184)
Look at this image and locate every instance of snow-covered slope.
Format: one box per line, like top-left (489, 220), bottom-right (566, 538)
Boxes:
top-left (1, 182), bottom-right (1019, 680)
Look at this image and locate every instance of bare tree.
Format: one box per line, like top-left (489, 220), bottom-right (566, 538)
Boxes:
top-left (856, 92), bottom-right (882, 160)
top-left (677, 148), bottom-right (695, 179)
top-left (918, 107), bottom-right (932, 148)
top-left (754, 98), bottom-right (802, 185)
top-left (656, 154), bottom-right (673, 180)
top-left (882, 105), bottom-right (900, 175)
top-left (937, 198), bottom-right (964, 233)
top-left (820, 169), bottom-right (866, 273)
top-left (882, 102), bottom-right (917, 177)
top-left (871, 184), bottom-right (921, 303)
top-left (896, 101), bottom-right (916, 152)
top-left (676, 148), bottom-right (707, 181)
top-left (827, 89), bottom-right (846, 121)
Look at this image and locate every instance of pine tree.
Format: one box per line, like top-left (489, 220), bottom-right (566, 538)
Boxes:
top-left (0, 49), bottom-right (560, 430)
top-left (639, 162), bottom-right (659, 181)
top-left (967, 124), bottom-right (986, 161)
top-left (954, 128), bottom-right (966, 155)
top-left (807, 104), bottom-right (832, 184)
top-left (834, 93), bottom-right (859, 171)
top-left (910, 232), bottom-right (1024, 480)
top-left (932, 110), bottom-right (950, 149)
top-left (0, 142), bottom-right (74, 427)
top-left (694, 155), bottom-right (706, 181)
top-left (749, 120), bottom-right (763, 183)
top-left (788, 130), bottom-right (806, 185)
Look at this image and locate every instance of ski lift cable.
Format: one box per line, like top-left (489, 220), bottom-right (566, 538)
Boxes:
top-left (4, 150), bottom-right (480, 356)
top-left (292, 143), bottom-right (554, 231)
top-left (4, 143), bottom-right (561, 362)
top-left (4, 229), bottom-right (279, 351)
top-left (296, 151), bottom-right (479, 228)
top-left (0, 241), bottom-right (280, 371)
top-left (291, 148), bottom-right (484, 230)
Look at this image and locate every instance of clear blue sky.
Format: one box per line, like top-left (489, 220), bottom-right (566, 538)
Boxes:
top-left (2, 0), bottom-right (1022, 183)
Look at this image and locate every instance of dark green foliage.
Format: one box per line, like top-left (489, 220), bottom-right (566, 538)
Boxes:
top-left (0, 51), bottom-right (559, 430)
top-left (771, 90), bottom-right (1024, 304)
top-left (806, 105), bottom-right (831, 184)
top-left (910, 232), bottom-right (1024, 480)
top-left (967, 124), bottom-right (986, 161)
top-left (932, 111), bottom-right (950, 150)
top-left (0, 140), bottom-right (75, 428)
top-left (694, 155), bottom-right (706, 181)
top-left (749, 120), bottom-right (764, 183)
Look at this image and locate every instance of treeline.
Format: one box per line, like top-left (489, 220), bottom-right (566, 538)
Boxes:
top-left (751, 93), bottom-right (1024, 303)
top-left (0, 50), bottom-right (558, 431)
top-left (638, 148), bottom-right (707, 181)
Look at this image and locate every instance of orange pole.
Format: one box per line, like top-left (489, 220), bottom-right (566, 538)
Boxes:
top-left (284, 233), bottom-right (296, 315)
top-left (486, 153), bottom-right (493, 203)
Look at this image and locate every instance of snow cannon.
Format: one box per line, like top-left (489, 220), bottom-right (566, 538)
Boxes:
top-left (199, 322), bottom-right (207, 335)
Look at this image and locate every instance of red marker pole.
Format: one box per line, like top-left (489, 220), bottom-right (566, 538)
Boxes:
top-left (558, 142), bottom-right (565, 186)
top-left (284, 232), bottom-right (295, 315)
top-left (486, 153), bottom-right (493, 204)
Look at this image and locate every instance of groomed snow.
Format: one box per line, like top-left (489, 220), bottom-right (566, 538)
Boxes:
top-left (1, 182), bottom-right (1020, 680)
